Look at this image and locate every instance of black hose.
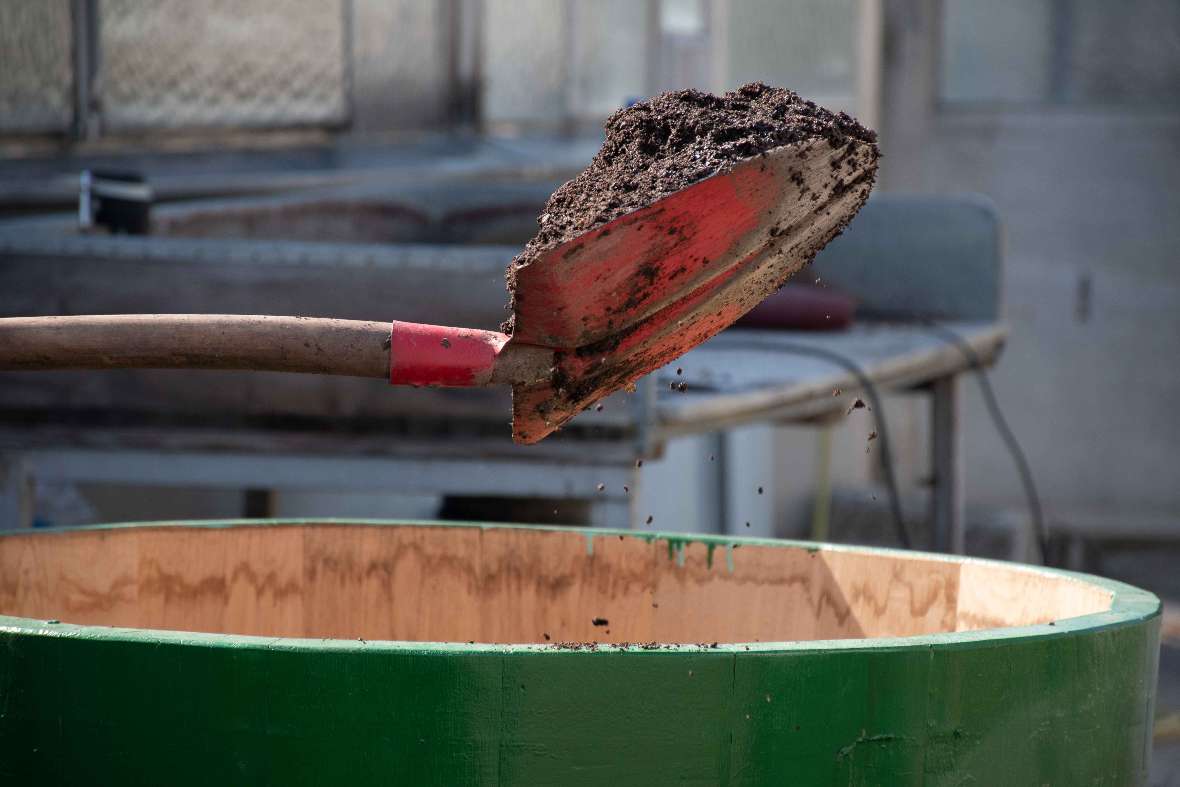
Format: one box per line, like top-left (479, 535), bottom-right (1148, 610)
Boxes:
top-left (719, 336), bottom-right (914, 549)
top-left (921, 322), bottom-right (1050, 563)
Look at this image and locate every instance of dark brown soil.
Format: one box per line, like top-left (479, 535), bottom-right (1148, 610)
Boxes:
top-left (552, 641), bottom-right (667, 651)
top-left (847, 398), bottom-right (869, 414)
top-left (505, 82), bottom-right (877, 331)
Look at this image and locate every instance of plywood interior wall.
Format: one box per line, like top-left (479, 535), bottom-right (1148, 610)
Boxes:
top-left (0, 524), bottom-right (1113, 643)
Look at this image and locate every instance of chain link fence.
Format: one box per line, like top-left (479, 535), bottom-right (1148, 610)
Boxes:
top-left (0, 0), bottom-right (351, 136)
top-left (0, 0), bottom-right (76, 134)
top-left (100, 0), bottom-right (349, 130)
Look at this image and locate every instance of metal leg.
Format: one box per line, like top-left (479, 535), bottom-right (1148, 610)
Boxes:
top-left (0, 455), bottom-right (34, 529)
top-left (1065, 536), bottom-right (1087, 572)
top-left (588, 498), bottom-right (631, 529)
top-left (809, 425), bottom-right (834, 542)
top-left (242, 489), bottom-right (275, 518)
top-left (929, 375), bottom-right (965, 553)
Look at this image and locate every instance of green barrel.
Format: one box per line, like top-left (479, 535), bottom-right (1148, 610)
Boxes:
top-left (0, 520), bottom-right (1159, 785)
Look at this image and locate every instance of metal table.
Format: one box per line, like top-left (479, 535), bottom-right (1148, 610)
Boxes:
top-left (654, 321), bottom-right (1006, 551)
top-left (1, 321), bottom-right (1004, 554)
top-left (0, 142), bottom-right (1007, 553)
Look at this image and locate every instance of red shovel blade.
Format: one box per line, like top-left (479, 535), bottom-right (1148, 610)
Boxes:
top-left (509, 136), bottom-right (878, 443)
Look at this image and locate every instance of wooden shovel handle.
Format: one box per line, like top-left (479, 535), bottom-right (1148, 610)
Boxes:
top-left (0, 314), bottom-right (392, 378)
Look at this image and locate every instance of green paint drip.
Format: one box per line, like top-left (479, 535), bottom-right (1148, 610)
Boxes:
top-left (584, 533), bottom-right (594, 556)
top-left (706, 543), bottom-right (716, 570)
top-left (663, 536), bottom-right (697, 563)
top-left (664, 538), bottom-right (689, 568)
top-left (726, 544), bottom-right (735, 574)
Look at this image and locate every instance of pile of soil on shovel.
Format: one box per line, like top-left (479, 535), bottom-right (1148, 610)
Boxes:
top-left (503, 82), bottom-right (878, 332)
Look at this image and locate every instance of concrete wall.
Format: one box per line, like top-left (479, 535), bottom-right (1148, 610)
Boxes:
top-left (350, 0), bottom-right (454, 131)
top-left (880, 0), bottom-right (1180, 530)
top-left (887, 112), bottom-right (1180, 522)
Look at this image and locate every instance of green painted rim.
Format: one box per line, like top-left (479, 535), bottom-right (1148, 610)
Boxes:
top-left (0, 518), bottom-right (1160, 654)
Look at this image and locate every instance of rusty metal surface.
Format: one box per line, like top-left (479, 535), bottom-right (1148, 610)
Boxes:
top-left (510, 137), bottom-right (877, 443)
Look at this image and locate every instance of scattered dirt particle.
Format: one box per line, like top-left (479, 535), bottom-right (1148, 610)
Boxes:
top-left (440, 337), bottom-right (451, 349)
top-left (757, 486), bottom-right (764, 494)
top-left (592, 617), bottom-right (609, 627)
top-left (676, 367), bottom-right (683, 376)
top-left (646, 515), bottom-right (654, 525)
top-left (623, 485), bottom-right (630, 494)
top-left (846, 398), bottom-right (868, 414)
top-left (636, 459), bottom-right (644, 468)
top-left (596, 483), bottom-right (605, 492)
top-left (595, 403), bottom-right (604, 412)
top-left (745, 521), bottom-right (751, 527)
top-left (832, 387), bottom-right (842, 396)
top-left (677, 381), bottom-right (688, 392)
top-left (543, 632), bottom-right (551, 641)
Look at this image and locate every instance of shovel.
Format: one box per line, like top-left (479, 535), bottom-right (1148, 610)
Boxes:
top-left (0, 136), bottom-right (876, 444)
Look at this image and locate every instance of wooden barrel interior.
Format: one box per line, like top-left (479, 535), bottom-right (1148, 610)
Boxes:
top-left (0, 523), bottom-right (1113, 643)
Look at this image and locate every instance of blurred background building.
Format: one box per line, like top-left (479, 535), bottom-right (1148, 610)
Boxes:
top-left (1, 0), bottom-right (1178, 576)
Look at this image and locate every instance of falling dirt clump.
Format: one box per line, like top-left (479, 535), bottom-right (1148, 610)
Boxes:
top-left (504, 82), bottom-right (878, 332)
top-left (846, 398), bottom-right (868, 414)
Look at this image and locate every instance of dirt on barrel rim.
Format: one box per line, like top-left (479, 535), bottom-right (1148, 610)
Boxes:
top-left (547, 641), bottom-right (725, 651)
top-left (503, 81), bottom-right (878, 333)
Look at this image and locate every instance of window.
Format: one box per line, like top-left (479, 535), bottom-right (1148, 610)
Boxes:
top-left (942, 0), bottom-right (1180, 107)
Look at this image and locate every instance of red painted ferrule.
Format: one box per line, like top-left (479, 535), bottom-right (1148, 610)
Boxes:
top-left (389, 321), bottom-right (508, 387)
